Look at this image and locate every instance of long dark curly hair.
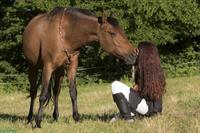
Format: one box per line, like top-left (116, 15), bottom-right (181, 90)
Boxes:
top-left (134, 41), bottom-right (166, 100)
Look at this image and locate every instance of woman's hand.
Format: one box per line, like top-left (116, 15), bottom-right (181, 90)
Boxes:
top-left (132, 84), bottom-right (139, 92)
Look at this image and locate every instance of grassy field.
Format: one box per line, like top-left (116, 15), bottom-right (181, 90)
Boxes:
top-left (0, 76), bottom-right (200, 133)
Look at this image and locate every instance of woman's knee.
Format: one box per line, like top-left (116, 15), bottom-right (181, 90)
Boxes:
top-left (136, 99), bottom-right (149, 115)
top-left (111, 81), bottom-right (122, 94)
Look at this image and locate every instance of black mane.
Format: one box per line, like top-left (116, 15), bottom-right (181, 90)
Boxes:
top-left (48, 7), bottom-right (119, 27)
top-left (47, 7), bottom-right (64, 19)
top-left (107, 17), bottom-right (119, 28)
top-left (48, 7), bottom-right (96, 19)
top-left (66, 7), bottom-right (97, 17)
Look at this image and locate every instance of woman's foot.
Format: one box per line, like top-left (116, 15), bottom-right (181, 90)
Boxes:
top-left (110, 113), bottom-right (120, 122)
top-left (112, 93), bottom-right (135, 122)
top-left (110, 113), bottom-right (134, 123)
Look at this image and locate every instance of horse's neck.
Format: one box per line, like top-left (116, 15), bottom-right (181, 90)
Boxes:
top-left (65, 15), bottom-right (99, 50)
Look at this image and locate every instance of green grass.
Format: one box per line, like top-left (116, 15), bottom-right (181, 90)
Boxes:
top-left (0, 76), bottom-right (200, 133)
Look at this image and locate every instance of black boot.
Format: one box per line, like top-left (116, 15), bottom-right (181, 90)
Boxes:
top-left (113, 93), bottom-right (133, 120)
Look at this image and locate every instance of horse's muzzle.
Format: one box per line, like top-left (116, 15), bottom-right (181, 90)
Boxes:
top-left (124, 53), bottom-right (137, 65)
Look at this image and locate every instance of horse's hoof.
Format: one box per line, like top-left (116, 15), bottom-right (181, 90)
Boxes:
top-left (73, 113), bottom-right (80, 122)
top-left (35, 117), bottom-right (42, 128)
top-left (53, 112), bottom-right (59, 121)
top-left (27, 115), bottom-right (32, 123)
top-left (27, 120), bottom-right (31, 124)
top-left (53, 118), bottom-right (58, 122)
top-left (27, 119), bottom-right (33, 125)
top-left (34, 124), bottom-right (41, 128)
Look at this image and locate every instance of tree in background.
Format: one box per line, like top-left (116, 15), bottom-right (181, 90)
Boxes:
top-left (0, 0), bottom-right (199, 91)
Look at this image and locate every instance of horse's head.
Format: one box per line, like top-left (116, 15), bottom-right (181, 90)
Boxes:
top-left (97, 14), bottom-right (137, 65)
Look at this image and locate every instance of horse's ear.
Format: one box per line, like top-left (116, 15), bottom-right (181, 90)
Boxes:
top-left (102, 11), bottom-right (107, 24)
top-left (98, 17), bottom-right (103, 24)
top-left (98, 11), bottom-right (107, 24)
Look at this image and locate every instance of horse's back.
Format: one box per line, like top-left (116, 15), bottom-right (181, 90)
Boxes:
top-left (23, 14), bottom-right (48, 67)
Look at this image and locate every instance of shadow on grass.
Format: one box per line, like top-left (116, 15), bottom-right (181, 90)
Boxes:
top-left (78, 113), bottom-right (153, 123)
top-left (0, 113), bottom-right (26, 122)
top-left (79, 113), bottom-right (115, 122)
top-left (0, 113), bottom-right (53, 123)
top-left (0, 112), bottom-right (139, 124)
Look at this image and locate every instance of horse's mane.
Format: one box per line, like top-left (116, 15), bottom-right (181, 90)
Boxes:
top-left (106, 17), bottom-right (119, 28)
top-left (135, 41), bottom-right (166, 100)
top-left (66, 7), bottom-right (97, 17)
top-left (47, 7), bottom-right (64, 19)
top-left (47, 7), bottom-right (119, 28)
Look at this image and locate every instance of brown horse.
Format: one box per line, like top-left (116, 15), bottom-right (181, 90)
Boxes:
top-left (23, 7), bottom-right (137, 128)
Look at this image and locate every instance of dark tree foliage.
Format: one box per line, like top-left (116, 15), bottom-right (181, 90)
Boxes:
top-left (0, 0), bottom-right (199, 90)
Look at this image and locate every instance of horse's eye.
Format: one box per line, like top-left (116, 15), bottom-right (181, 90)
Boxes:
top-left (109, 32), bottom-right (116, 37)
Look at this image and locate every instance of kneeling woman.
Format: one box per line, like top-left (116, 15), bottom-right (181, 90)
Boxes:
top-left (111, 41), bottom-right (166, 122)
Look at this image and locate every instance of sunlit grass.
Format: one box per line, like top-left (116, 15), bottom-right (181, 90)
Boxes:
top-left (0, 76), bottom-right (200, 133)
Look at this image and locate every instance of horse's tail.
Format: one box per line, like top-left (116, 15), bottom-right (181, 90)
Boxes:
top-left (26, 71), bottom-right (54, 108)
top-left (44, 73), bottom-right (54, 107)
top-left (26, 72), bottom-right (42, 99)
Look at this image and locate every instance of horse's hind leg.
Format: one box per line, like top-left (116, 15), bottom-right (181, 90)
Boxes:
top-left (52, 66), bottom-right (64, 121)
top-left (35, 64), bottom-right (53, 128)
top-left (27, 65), bottom-right (39, 123)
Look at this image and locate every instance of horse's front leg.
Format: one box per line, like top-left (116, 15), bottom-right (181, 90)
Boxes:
top-left (67, 53), bottom-right (80, 122)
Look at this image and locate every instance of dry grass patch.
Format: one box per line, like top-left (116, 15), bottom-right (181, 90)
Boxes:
top-left (0, 76), bottom-right (199, 133)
